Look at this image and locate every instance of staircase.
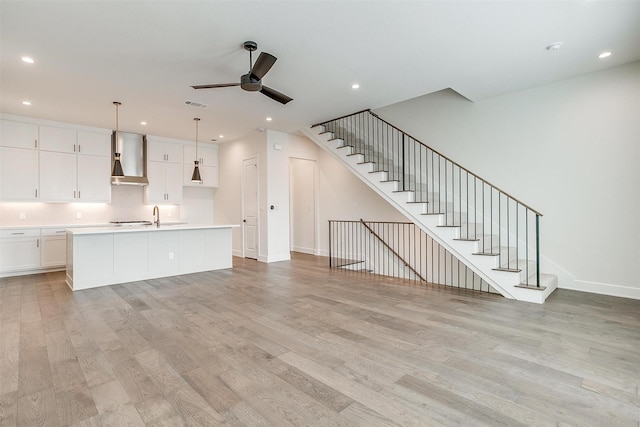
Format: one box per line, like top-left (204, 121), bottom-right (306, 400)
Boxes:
top-left (303, 110), bottom-right (557, 303)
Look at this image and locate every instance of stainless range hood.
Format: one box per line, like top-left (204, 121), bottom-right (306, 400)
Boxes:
top-left (112, 131), bottom-right (148, 186)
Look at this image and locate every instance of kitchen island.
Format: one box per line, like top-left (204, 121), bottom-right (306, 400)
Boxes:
top-left (66, 224), bottom-right (238, 291)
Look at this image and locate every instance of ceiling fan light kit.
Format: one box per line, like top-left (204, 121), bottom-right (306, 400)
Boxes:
top-left (191, 41), bottom-right (293, 105)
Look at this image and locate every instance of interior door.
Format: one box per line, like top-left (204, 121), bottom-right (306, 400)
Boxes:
top-left (242, 157), bottom-right (258, 259)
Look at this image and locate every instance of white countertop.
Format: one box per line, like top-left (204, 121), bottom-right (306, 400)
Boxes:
top-left (0, 223), bottom-right (113, 230)
top-left (66, 224), bottom-right (239, 235)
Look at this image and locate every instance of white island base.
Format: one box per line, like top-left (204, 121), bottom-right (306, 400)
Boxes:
top-left (66, 224), bottom-right (238, 291)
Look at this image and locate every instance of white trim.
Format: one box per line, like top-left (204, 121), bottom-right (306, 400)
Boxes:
top-left (560, 280), bottom-right (640, 300)
top-left (265, 253), bottom-right (291, 263)
top-left (291, 246), bottom-right (315, 255)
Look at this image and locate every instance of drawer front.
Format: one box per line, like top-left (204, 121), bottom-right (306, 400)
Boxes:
top-left (0, 228), bottom-right (41, 239)
top-left (41, 228), bottom-right (67, 237)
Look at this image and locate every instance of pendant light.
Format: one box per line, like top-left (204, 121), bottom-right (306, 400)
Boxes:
top-left (111, 101), bottom-right (124, 177)
top-left (191, 118), bottom-right (202, 183)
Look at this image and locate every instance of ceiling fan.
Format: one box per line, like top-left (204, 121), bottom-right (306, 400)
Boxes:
top-left (191, 41), bottom-right (293, 105)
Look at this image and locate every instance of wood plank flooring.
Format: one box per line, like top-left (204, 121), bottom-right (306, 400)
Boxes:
top-left (1, 253), bottom-right (639, 426)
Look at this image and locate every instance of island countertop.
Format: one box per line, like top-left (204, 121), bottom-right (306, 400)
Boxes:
top-left (65, 223), bottom-right (239, 235)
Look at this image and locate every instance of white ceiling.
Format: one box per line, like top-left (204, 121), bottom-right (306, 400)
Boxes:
top-left (2, 1), bottom-right (639, 143)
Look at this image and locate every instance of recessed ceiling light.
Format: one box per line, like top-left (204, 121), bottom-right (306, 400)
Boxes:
top-left (598, 51), bottom-right (612, 59)
top-left (266, 117), bottom-right (272, 121)
top-left (22, 101), bottom-right (32, 106)
top-left (219, 135), bottom-right (224, 139)
top-left (21, 56), bottom-right (34, 64)
top-left (351, 83), bottom-right (360, 89)
top-left (545, 42), bottom-right (562, 52)
top-left (140, 121), bottom-right (147, 125)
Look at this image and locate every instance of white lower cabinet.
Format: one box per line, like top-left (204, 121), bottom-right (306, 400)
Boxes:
top-left (0, 229), bottom-right (41, 273)
top-left (41, 229), bottom-right (67, 268)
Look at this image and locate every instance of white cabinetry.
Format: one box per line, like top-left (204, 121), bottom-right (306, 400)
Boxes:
top-left (183, 144), bottom-right (219, 188)
top-left (66, 226), bottom-right (234, 290)
top-left (39, 125), bottom-right (77, 153)
top-left (148, 140), bottom-right (183, 163)
top-left (41, 229), bottom-right (67, 268)
top-left (0, 147), bottom-right (39, 200)
top-left (0, 120), bottom-right (38, 149)
top-left (0, 229), bottom-right (40, 273)
top-left (0, 117), bottom-right (111, 203)
top-left (146, 139), bottom-right (183, 204)
top-left (39, 129), bottom-right (111, 202)
top-left (40, 151), bottom-right (77, 201)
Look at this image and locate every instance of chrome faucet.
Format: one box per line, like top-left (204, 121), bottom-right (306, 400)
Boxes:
top-left (152, 205), bottom-right (160, 227)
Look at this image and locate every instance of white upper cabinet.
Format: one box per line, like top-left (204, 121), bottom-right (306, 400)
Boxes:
top-left (77, 131), bottom-right (111, 157)
top-left (39, 125), bottom-right (77, 153)
top-left (148, 140), bottom-right (183, 164)
top-left (145, 161), bottom-right (183, 204)
top-left (0, 119), bottom-right (38, 149)
top-left (0, 147), bottom-right (39, 200)
top-left (77, 154), bottom-right (111, 202)
top-left (183, 144), bottom-right (218, 167)
top-left (40, 151), bottom-right (78, 201)
top-left (183, 144), bottom-right (218, 188)
top-left (0, 117), bottom-right (112, 202)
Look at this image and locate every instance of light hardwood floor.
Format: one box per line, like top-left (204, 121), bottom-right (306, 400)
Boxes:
top-left (1, 253), bottom-right (639, 426)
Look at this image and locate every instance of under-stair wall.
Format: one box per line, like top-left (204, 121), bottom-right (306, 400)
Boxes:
top-left (303, 110), bottom-right (558, 303)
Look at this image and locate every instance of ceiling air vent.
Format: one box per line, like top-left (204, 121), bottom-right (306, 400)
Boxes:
top-left (185, 100), bottom-right (207, 108)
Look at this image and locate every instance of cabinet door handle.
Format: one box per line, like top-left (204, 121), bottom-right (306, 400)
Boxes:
top-left (35, 139), bottom-right (38, 148)
top-left (56, 230), bottom-right (65, 233)
top-left (37, 239), bottom-right (40, 248)
top-left (78, 145), bottom-right (81, 153)
top-left (35, 189), bottom-right (38, 198)
top-left (78, 191), bottom-right (81, 198)
top-left (74, 190), bottom-right (76, 199)
top-left (73, 144), bottom-right (76, 152)
top-left (11, 232), bottom-right (25, 235)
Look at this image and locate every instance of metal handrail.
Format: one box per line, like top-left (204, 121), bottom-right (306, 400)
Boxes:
top-left (359, 219), bottom-right (425, 281)
top-left (320, 110), bottom-right (543, 288)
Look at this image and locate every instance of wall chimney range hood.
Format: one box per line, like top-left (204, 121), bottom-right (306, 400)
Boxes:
top-left (111, 131), bottom-right (149, 186)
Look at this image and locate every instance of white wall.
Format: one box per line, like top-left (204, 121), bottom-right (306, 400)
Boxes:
top-left (214, 131), bottom-right (267, 258)
top-left (375, 61), bottom-right (640, 298)
top-left (216, 129), bottom-right (407, 260)
top-left (290, 158), bottom-right (316, 254)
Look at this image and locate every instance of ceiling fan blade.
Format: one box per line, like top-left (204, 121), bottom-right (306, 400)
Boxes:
top-left (191, 83), bottom-right (240, 89)
top-left (250, 52), bottom-right (277, 80)
top-left (260, 86), bottom-right (293, 105)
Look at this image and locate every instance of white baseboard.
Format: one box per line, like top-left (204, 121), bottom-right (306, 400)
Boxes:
top-left (291, 246), bottom-right (315, 255)
top-left (560, 279), bottom-right (640, 300)
top-left (264, 253), bottom-right (291, 263)
top-left (232, 249), bottom-right (243, 258)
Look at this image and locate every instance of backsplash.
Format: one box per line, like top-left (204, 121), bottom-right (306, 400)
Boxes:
top-left (0, 186), bottom-right (181, 227)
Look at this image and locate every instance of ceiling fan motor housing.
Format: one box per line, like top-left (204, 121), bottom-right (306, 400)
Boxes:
top-left (241, 73), bottom-right (262, 91)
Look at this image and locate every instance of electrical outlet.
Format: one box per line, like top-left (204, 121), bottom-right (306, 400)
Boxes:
top-left (19, 213), bottom-right (26, 220)
top-left (76, 212), bottom-right (82, 219)
top-left (168, 252), bottom-right (174, 260)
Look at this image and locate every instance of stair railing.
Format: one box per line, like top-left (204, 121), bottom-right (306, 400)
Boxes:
top-left (328, 219), bottom-right (492, 292)
top-left (317, 110), bottom-right (543, 287)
